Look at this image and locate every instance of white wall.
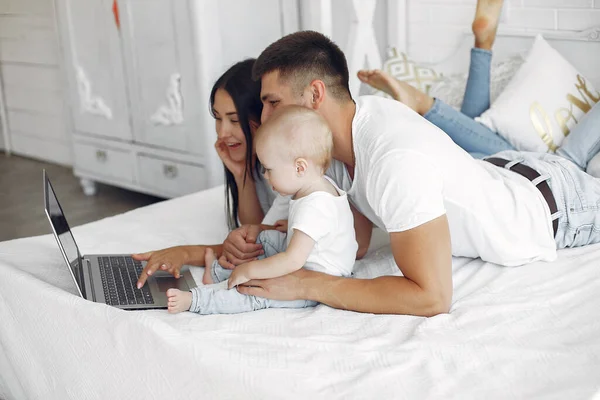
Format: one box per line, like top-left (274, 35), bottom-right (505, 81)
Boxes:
top-left (406, 0), bottom-right (600, 64)
top-left (0, 0), bottom-right (70, 164)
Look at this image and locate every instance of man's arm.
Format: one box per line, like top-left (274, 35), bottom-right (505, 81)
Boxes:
top-left (351, 204), bottom-right (372, 260)
top-left (238, 215), bottom-right (453, 316)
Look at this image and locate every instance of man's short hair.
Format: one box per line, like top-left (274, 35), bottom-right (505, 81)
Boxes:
top-left (252, 31), bottom-right (352, 102)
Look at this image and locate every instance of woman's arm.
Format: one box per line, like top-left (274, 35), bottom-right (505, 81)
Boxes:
top-left (134, 244), bottom-right (224, 288)
top-left (227, 229), bottom-right (315, 288)
top-left (235, 172), bottom-right (265, 225)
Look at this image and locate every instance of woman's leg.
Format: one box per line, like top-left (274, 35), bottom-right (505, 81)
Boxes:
top-left (461, 0), bottom-right (504, 117)
top-left (424, 99), bottom-right (515, 156)
top-left (461, 48), bottom-right (492, 118)
top-left (356, 71), bottom-right (516, 157)
top-left (555, 101), bottom-right (600, 170)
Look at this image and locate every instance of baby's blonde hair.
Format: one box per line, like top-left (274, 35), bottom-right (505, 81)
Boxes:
top-left (256, 106), bottom-right (333, 173)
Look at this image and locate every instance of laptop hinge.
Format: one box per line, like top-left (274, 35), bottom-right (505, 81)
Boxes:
top-left (85, 258), bottom-right (97, 302)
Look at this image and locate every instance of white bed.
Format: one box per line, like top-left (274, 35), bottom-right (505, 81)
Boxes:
top-left (3, 8), bottom-right (600, 399)
top-left (2, 184), bottom-right (600, 400)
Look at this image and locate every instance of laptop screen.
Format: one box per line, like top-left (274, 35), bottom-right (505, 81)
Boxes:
top-left (44, 171), bottom-right (85, 297)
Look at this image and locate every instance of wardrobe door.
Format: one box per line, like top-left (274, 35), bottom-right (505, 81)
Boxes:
top-left (56, 0), bottom-right (132, 141)
top-left (120, 0), bottom-right (204, 155)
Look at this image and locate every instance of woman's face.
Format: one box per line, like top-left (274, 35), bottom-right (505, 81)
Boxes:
top-left (213, 88), bottom-right (248, 163)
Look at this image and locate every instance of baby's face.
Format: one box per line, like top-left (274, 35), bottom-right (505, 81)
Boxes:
top-left (256, 137), bottom-right (301, 196)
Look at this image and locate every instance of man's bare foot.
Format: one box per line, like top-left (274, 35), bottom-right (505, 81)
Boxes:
top-left (202, 248), bottom-right (216, 285)
top-left (166, 288), bottom-right (192, 313)
top-left (472, 0), bottom-right (504, 50)
top-left (357, 69), bottom-right (434, 115)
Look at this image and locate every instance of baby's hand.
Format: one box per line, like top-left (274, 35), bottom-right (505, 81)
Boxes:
top-left (228, 265), bottom-right (251, 289)
top-left (274, 219), bottom-right (288, 233)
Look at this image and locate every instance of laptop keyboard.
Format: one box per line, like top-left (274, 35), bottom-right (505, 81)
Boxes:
top-left (98, 256), bottom-right (154, 306)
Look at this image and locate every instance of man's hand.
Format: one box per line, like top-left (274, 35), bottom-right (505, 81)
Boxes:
top-left (228, 264), bottom-right (252, 289)
top-left (221, 224), bottom-right (264, 267)
top-left (134, 246), bottom-right (189, 288)
top-left (236, 269), bottom-right (311, 301)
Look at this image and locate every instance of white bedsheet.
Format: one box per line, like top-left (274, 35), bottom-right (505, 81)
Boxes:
top-left (1, 185), bottom-right (600, 400)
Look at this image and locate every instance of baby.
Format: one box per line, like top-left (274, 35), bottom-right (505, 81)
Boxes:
top-left (166, 105), bottom-right (358, 315)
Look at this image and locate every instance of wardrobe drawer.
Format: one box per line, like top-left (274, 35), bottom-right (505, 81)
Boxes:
top-left (73, 142), bottom-right (134, 183)
top-left (137, 154), bottom-right (206, 196)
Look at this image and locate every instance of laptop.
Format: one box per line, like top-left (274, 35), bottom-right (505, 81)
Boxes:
top-left (43, 170), bottom-right (196, 310)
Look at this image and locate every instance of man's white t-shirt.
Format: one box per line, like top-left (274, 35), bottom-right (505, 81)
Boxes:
top-left (327, 96), bottom-right (556, 267)
top-left (286, 178), bottom-right (358, 277)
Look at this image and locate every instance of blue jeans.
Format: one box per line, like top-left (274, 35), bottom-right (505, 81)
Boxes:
top-left (424, 48), bottom-right (600, 161)
top-left (424, 48), bottom-right (516, 158)
top-left (189, 230), bottom-right (318, 315)
top-left (491, 151), bottom-right (600, 249)
top-left (556, 101), bottom-right (600, 171)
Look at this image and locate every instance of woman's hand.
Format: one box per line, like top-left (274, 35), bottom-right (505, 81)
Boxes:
top-left (134, 246), bottom-right (190, 288)
top-left (214, 138), bottom-right (246, 179)
top-left (221, 225), bottom-right (264, 268)
top-left (273, 219), bottom-right (288, 233)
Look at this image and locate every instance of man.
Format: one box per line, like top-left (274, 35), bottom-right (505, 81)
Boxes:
top-left (220, 30), bottom-right (600, 317)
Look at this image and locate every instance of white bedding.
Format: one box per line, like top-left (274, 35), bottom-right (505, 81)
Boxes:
top-left (1, 185), bottom-right (600, 400)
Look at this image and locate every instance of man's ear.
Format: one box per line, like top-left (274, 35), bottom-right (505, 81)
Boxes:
top-left (249, 119), bottom-right (260, 132)
top-left (309, 80), bottom-right (326, 110)
top-left (295, 158), bottom-right (309, 176)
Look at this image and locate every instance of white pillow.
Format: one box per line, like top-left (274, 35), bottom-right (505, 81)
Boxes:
top-left (372, 48), bottom-right (441, 97)
top-left (476, 35), bottom-right (600, 153)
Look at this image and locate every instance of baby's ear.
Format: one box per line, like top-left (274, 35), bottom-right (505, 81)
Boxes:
top-left (295, 158), bottom-right (308, 176)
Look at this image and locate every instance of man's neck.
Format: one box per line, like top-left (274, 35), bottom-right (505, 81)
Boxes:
top-left (322, 100), bottom-right (356, 173)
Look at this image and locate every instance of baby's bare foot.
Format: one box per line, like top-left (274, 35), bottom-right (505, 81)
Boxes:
top-left (357, 69), bottom-right (433, 115)
top-left (166, 288), bottom-right (192, 313)
top-left (202, 248), bottom-right (216, 285)
top-left (472, 0), bottom-right (504, 50)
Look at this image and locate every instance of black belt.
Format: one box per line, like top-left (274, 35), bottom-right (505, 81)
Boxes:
top-left (485, 157), bottom-right (558, 237)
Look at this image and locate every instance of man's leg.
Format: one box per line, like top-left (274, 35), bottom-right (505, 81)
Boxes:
top-left (551, 159), bottom-right (600, 249)
top-left (556, 101), bottom-right (600, 171)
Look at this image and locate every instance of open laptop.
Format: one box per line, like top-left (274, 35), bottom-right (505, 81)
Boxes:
top-left (43, 170), bottom-right (196, 310)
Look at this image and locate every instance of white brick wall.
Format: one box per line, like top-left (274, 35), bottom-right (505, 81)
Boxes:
top-left (406, 0), bottom-right (600, 64)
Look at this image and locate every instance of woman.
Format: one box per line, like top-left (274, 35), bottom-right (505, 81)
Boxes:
top-left (357, 0), bottom-right (600, 171)
top-left (134, 59), bottom-right (285, 286)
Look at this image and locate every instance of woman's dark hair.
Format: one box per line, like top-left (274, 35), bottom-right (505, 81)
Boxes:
top-left (210, 59), bottom-right (263, 230)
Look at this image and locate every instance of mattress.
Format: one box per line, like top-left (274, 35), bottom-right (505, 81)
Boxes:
top-left (1, 185), bottom-right (600, 400)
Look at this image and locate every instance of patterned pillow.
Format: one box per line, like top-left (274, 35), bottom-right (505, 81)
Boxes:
top-left (371, 48), bottom-right (441, 97)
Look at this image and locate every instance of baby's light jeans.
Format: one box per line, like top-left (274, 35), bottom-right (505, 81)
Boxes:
top-left (189, 230), bottom-right (318, 315)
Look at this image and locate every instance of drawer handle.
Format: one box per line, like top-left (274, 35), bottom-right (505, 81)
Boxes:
top-left (96, 150), bottom-right (108, 163)
top-left (163, 164), bottom-right (178, 179)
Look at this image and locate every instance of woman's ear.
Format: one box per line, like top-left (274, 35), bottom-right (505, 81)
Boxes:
top-left (295, 158), bottom-right (309, 176)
